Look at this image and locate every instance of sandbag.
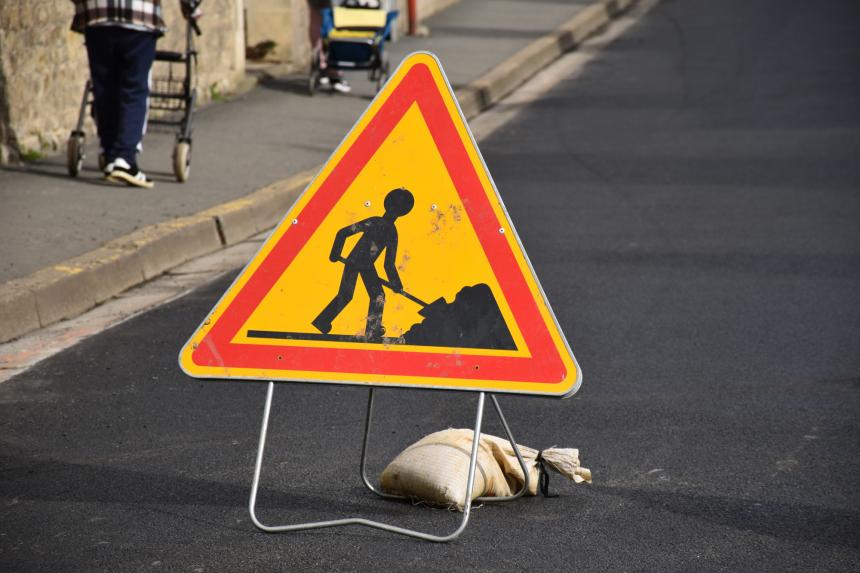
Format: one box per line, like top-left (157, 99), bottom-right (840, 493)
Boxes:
top-left (379, 429), bottom-right (591, 511)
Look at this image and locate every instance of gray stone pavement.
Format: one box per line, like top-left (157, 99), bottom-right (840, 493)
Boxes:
top-left (0, 0), bottom-right (594, 284)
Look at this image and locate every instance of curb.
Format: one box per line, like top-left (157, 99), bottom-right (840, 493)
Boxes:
top-left (457, 0), bottom-right (632, 119)
top-left (0, 169), bottom-right (314, 343)
top-left (0, 0), bottom-right (635, 344)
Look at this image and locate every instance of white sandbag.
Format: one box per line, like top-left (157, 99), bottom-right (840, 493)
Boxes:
top-left (380, 429), bottom-right (591, 510)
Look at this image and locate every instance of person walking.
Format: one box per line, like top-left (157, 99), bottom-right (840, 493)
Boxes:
top-left (70, 0), bottom-right (200, 188)
top-left (307, 0), bottom-right (351, 93)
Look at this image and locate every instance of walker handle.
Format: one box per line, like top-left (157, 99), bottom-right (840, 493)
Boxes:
top-left (186, 0), bottom-right (203, 35)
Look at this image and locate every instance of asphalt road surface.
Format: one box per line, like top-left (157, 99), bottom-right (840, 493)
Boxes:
top-left (2, 0), bottom-right (859, 570)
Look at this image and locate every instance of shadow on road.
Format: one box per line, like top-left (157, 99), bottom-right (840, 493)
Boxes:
top-left (0, 454), bottom-right (429, 521)
top-left (258, 74), bottom-right (375, 102)
top-left (599, 485), bottom-right (860, 549)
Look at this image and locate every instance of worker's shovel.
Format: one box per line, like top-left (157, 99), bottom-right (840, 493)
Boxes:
top-left (336, 257), bottom-right (446, 317)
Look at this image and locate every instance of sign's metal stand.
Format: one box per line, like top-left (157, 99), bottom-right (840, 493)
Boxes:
top-left (248, 383), bottom-right (531, 542)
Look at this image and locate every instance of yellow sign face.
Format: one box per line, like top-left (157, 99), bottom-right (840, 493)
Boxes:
top-left (179, 52), bottom-right (581, 397)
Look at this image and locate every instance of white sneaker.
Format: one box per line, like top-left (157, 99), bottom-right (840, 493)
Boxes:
top-left (319, 76), bottom-right (331, 87)
top-left (107, 157), bottom-right (154, 189)
top-left (332, 79), bottom-right (351, 93)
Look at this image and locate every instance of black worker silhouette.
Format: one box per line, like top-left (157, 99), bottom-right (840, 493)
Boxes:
top-left (312, 188), bottom-right (415, 341)
top-left (245, 187), bottom-right (516, 349)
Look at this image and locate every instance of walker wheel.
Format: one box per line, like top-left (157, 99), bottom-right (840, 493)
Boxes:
top-left (173, 141), bottom-right (192, 182)
top-left (66, 134), bottom-right (85, 177)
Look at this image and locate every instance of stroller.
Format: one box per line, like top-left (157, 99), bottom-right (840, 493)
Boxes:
top-left (67, 2), bottom-right (202, 182)
top-left (308, 0), bottom-right (398, 95)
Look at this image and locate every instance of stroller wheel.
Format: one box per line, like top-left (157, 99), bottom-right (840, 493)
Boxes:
top-left (173, 141), bottom-right (192, 182)
top-left (308, 69), bottom-right (320, 96)
top-left (308, 54), bottom-right (321, 96)
top-left (376, 59), bottom-right (390, 94)
top-left (66, 133), bottom-right (85, 177)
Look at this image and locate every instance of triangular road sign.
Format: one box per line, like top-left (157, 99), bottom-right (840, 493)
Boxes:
top-left (179, 52), bottom-right (580, 397)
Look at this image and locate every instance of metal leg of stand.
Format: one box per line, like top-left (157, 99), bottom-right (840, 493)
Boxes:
top-left (359, 387), bottom-right (409, 500)
top-left (248, 382), bottom-right (486, 542)
top-left (359, 388), bottom-right (530, 502)
top-left (476, 394), bottom-right (531, 502)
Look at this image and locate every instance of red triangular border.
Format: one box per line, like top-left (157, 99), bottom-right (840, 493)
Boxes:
top-left (191, 62), bottom-right (566, 385)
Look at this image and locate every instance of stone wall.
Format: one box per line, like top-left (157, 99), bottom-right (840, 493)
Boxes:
top-left (245, 0), bottom-right (310, 65)
top-left (0, 0), bottom-right (245, 163)
top-left (0, 2), bottom-right (89, 162)
top-left (160, 0), bottom-right (246, 98)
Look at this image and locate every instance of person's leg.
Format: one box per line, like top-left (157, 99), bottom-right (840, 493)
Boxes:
top-left (113, 28), bottom-right (157, 167)
top-left (328, 71), bottom-right (350, 93)
top-left (308, 6), bottom-right (323, 57)
top-left (84, 27), bottom-right (120, 167)
top-left (308, 2), bottom-right (350, 92)
top-left (361, 269), bottom-right (385, 340)
top-left (313, 267), bottom-right (359, 334)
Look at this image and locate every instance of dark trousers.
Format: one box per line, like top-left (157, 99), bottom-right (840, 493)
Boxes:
top-left (84, 26), bottom-right (157, 165)
top-left (315, 265), bottom-right (385, 338)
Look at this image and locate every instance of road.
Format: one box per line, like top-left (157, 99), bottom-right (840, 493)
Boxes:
top-left (2, 0), bottom-right (859, 570)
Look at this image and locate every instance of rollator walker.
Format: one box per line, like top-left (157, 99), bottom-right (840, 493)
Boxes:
top-left (67, 0), bottom-right (202, 182)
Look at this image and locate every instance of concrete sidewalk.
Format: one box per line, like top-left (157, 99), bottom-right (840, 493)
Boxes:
top-left (0, 0), bottom-right (633, 343)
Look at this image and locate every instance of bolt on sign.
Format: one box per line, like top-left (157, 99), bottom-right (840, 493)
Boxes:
top-left (180, 52), bottom-right (580, 397)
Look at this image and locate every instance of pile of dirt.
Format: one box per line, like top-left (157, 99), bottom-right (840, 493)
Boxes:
top-left (401, 284), bottom-right (516, 350)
